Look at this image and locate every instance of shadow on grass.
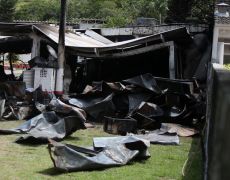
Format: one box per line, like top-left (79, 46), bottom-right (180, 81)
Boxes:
top-left (182, 137), bottom-right (203, 180)
top-left (38, 166), bottom-right (120, 176)
top-left (64, 136), bottom-right (81, 141)
top-left (15, 136), bottom-right (81, 147)
top-left (38, 168), bottom-right (66, 176)
top-left (38, 158), bottom-right (145, 176)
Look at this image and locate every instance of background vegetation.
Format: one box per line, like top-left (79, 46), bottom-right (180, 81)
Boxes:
top-left (0, 0), bottom-right (215, 27)
top-left (166, 0), bottom-right (215, 24)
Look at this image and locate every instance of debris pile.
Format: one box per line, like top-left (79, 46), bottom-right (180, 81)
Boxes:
top-left (0, 24), bottom-right (209, 173)
top-left (69, 73), bottom-right (204, 136)
top-left (0, 73), bottom-right (203, 172)
top-left (0, 85), bottom-right (87, 143)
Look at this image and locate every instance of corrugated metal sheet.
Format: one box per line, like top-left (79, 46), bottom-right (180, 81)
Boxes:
top-left (33, 24), bottom-right (106, 47)
top-left (33, 25), bottom-right (192, 53)
top-left (0, 23), bottom-right (192, 57)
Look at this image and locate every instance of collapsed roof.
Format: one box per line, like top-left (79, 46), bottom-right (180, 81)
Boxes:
top-left (0, 23), bottom-right (192, 57)
top-left (0, 23), bottom-right (211, 83)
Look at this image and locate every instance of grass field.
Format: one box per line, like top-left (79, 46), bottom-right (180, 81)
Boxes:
top-left (0, 120), bottom-right (202, 180)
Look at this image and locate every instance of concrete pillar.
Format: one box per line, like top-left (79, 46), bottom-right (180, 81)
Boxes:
top-left (169, 42), bottom-right (176, 79)
top-left (55, 0), bottom-right (67, 95)
top-left (30, 33), bottom-right (41, 58)
top-left (218, 42), bottom-right (225, 65)
top-left (212, 26), bottom-right (219, 63)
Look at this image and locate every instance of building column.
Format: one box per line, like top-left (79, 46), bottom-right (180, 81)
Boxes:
top-left (55, 0), bottom-right (67, 95)
top-left (169, 42), bottom-right (176, 79)
top-left (212, 26), bottom-right (219, 63)
top-left (218, 42), bottom-right (225, 65)
top-left (30, 33), bottom-right (41, 59)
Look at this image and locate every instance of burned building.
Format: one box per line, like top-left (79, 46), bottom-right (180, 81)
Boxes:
top-left (0, 19), bottom-right (212, 172)
top-left (0, 23), bottom-right (211, 92)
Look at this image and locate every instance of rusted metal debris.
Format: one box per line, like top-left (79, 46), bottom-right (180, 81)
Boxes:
top-left (68, 73), bottom-right (204, 136)
top-left (48, 136), bottom-right (150, 172)
top-left (93, 131), bottom-right (179, 146)
top-left (0, 111), bottom-right (86, 144)
top-left (0, 24), bottom-right (210, 172)
top-left (160, 123), bottom-right (199, 137)
top-left (0, 85), bottom-right (87, 144)
top-left (0, 73), bottom-right (202, 141)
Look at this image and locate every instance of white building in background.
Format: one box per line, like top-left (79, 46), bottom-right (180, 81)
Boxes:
top-left (212, 2), bottom-right (230, 64)
top-left (18, 54), bottom-right (31, 63)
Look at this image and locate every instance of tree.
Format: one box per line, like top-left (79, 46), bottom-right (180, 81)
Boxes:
top-left (191, 0), bottom-right (215, 24)
top-left (166, 0), bottom-right (214, 24)
top-left (166, 0), bottom-right (194, 23)
top-left (14, 0), bottom-right (169, 27)
top-left (105, 0), bottom-right (168, 27)
top-left (0, 0), bottom-right (17, 22)
top-left (15, 0), bottom-right (60, 21)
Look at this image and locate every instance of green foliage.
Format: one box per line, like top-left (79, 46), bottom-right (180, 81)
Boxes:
top-left (105, 0), bottom-right (168, 27)
top-left (6, 53), bottom-right (19, 62)
top-left (120, 0), bottom-right (168, 21)
top-left (224, 64), bottom-right (230, 70)
top-left (166, 0), bottom-right (193, 23)
top-left (14, 0), bottom-right (168, 27)
top-left (13, 0), bottom-right (213, 26)
top-left (0, 0), bottom-right (17, 22)
top-left (191, 0), bottom-right (215, 24)
top-left (67, 0), bottom-right (118, 20)
top-left (166, 0), bottom-right (214, 24)
top-left (15, 0), bottom-right (60, 21)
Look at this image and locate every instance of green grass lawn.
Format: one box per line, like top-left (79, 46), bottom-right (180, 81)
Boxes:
top-left (0, 120), bottom-right (202, 180)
